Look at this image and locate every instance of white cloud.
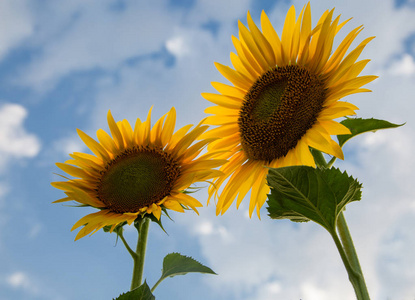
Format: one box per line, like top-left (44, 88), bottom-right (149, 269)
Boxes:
top-left (4, 271), bottom-right (64, 300)
top-left (0, 103), bottom-right (41, 168)
top-left (166, 35), bottom-right (190, 58)
top-left (6, 271), bottom-right (37, 293)
top-left (0, 0), bottom-right (33, 61)
top-left (389, 53), bottom-right (415, 76)
top-left (195, 221), bottom-right (214, 235)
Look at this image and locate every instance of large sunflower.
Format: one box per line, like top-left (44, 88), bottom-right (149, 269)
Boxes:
top-left (203, 4), bottom-right (377, 217)
top-left (52, 107), bottom-right (225, 240)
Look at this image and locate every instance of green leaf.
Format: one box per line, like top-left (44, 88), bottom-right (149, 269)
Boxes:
top-left (113, 281), bottom-right (155, 300)
top-left (337, 118), bottom-right (404, 147)
top-left (160, 253), bottom-right (216, 280)
top-left (266, 166), bottom-right (362, 232)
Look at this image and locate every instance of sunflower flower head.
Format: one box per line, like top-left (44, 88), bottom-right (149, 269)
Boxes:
top-left (52, 107), bottom-right (225, 240)
top-left (202, 3), bottom-right (377, 218)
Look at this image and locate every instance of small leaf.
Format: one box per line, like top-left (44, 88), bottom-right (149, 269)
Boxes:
top-left (338, 118), bottom-right (404, 147)
top-left (113, 281), bottom-right (155, 300)
top-left (266, 166), bottom-right (362, 232)
top-left (160, 253), bottom-right (216, 280)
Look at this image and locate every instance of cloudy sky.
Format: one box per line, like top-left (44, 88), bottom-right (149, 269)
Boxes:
top-left (0, 0), bottom-right (414, 299)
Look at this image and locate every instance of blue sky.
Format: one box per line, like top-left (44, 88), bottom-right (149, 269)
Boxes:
top-left (0, 0), bottom-right (414, 299)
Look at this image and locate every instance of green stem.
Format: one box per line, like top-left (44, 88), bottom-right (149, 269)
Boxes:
top-left (130, 217), bottom-right (151, 291)
top-left (337, 212), bottom-right (370, 300)
top-left (327, 156), bottom-right (337, 168)
top-left (329, 229), bottom-right (364, 299)
top-left (150, 277), bottom-right (163, 293)
top-left (118, 230), bottom-right (137, 260)
top-left (310, 148), bottom-right (328, 168)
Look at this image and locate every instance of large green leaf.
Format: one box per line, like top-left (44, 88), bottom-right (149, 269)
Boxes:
top-left (337, 118), bottom-right (403, 147)
top-left (267, 166), bottom-right (362, 232)
top-left (160, 253), bottom-right (216, 280)
top-left (114, 281), bottom-right (155, 300)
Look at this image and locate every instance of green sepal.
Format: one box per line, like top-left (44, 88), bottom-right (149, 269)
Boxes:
top-left (62, 203), bottom-right (91, 208)
top-left (103, 221), bottom-right (127, 233)
top-left (134, 214), bottom-right (168, 234)
top-left (182, 186), bottom-right (203, 194)
top-left (113, 281), bottom-right (155, 300)
top-left (155, 252), bottom-right (216, 284)
top-left (266, 166), bottom-right (362, 232)
top-left (338, 118), bottom-right (404, 147)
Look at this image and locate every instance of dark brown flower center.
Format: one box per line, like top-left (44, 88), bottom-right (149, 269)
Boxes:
top-left (238, 65), bottom-right (325, 162)
top-left (97, 146), bottom-right (180, 213)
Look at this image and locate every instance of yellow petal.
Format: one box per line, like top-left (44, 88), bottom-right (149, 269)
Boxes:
top-left (247, 11), bottom-right (276, 67)
top-left (230, 52), bottom-right (257, 81)
top-left (77, 129), bottom-right (110, 161)
top-left (260, 11), bottom-right (284, 67)
top-left (296, 139), bottom-right (315, 167)
top-left (150, 113), bottom-right (166, 147)
top-left (202, 93), bottom-right (243, 110)
top-left (151, 203), bottom-right (162, 220)
top-left (163, 199), bottom-right (185, 213)
top-left (119, 119), bottom-right (134, 148)
top-left (215, 62), bottom-right (252, 90)
top-left (96, 129), bottom-right (118, 156)
top-left (211, 81), bottom-right (247, 98)
top-left (316, 119), bottom-right (351, 135)
top-left (305, 129), bottom-right (343, 159)
top-left (281, 5), bottom-right (296, 65)
top-left (107, 110), bottom-right (125, 150)
top-left (55, 162), bottom-right (90, 179)
top-left (166, 124), bottom-right (193, 151)
top-left (239, 19), bottom-right (270, 72)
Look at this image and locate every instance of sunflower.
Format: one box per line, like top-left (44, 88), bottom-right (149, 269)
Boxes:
top-left (202, 3), bottom-right (377, 217)
top-left (52, 107), bottom-right (225, 240)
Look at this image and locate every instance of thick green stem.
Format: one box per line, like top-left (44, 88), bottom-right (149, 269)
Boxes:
top-left (337, 212), bottom-right (370, 300)
top-left (310, 148), bottom-right (328, 168)
top-left (130, 218), bottom-right (150, 291)
top-left (329, 229), bottom-right (364, 299)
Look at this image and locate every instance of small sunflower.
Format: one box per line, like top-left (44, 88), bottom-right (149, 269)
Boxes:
top-left (202, 3), bottom-right (377, 217)
top-left (52, 107), bottom-right (225, 240)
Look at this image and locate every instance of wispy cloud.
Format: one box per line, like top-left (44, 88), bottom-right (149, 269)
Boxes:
top-left (18, 0), bottom-right (181, 91)
top-left (0, 0), bottom-right (33, 60)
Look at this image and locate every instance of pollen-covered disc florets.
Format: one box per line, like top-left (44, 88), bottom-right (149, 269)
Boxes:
top-left (98, 146), bottom-right (180, 213)
top-left (239, 65), bottom-right (325, 162)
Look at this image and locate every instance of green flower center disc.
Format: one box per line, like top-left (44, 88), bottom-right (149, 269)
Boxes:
top-left (97, 147), bottom-right (180, 213)
top-left (238, 65), bottom-right (326, 162)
